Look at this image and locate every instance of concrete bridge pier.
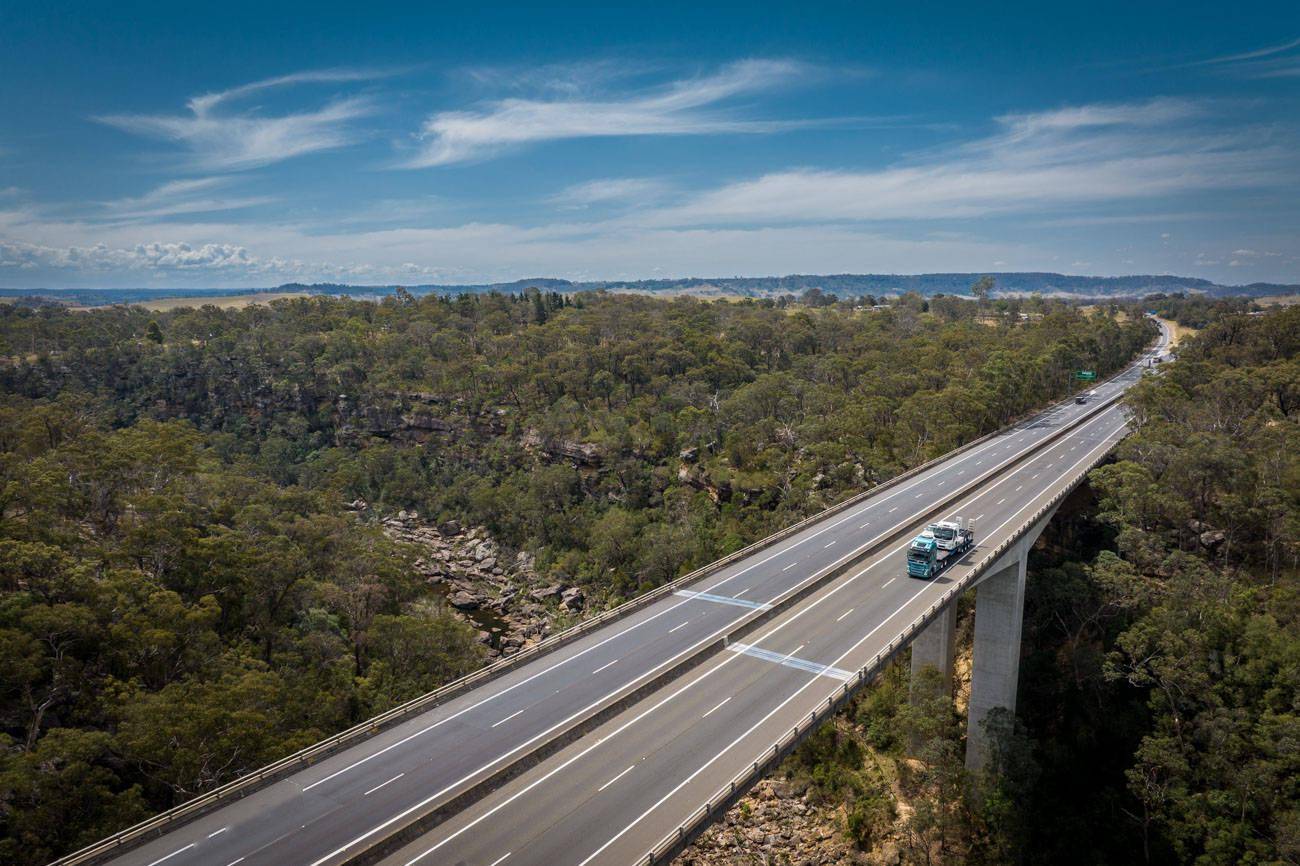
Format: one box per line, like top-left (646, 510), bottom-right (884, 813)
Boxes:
top-left (909, 602), bottom-right (957, 699)
top-left (964, 506), bottom-right (1057, 770)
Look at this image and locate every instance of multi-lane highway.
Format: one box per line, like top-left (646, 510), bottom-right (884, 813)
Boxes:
top-left (102, 325), bottom-right (1167, 866)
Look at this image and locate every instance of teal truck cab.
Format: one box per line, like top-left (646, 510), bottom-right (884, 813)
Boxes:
top-left (906, 519), bottom-right (975, 579)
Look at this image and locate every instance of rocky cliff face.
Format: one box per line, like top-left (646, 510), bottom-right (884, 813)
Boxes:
top-left (358, 504), bottom-right (587, 658)
top-left (674, 779), bottom-right (866, 866)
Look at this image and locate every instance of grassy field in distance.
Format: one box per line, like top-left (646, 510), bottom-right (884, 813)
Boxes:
top-left (69, 291), bottom-right (309, 312)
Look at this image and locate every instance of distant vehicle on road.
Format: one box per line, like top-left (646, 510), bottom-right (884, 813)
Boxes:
top-left (906, 518), bottom-right (975, 579)
top-left (1074, 388), bottom-right (1097, 404)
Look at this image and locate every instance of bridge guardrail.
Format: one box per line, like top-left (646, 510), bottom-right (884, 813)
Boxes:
top-left (54, 328), bottom-right (1160, 866)
top-left (637, 388), bottom-right (1133, 865)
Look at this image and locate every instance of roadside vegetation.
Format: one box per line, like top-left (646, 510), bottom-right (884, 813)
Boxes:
top-left (0, 291), bottom-right (1151, 863)
top-left (742, 304), bottom-right (1300, 866)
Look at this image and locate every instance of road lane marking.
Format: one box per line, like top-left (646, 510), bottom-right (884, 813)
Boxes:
top-left (592, 659), bottom-right (618, 675)
top-left (889, 507), bottom-right (898, 513)
top-left (598, 765), bottom-right (636, 792)
top-left (489, 855), bottom-right (511, 866)
top-left (836, 608), bottom-right (855, 622)
top-left (226, 860), bottom-right (245, 866)
top-left (975, 514), bottom-right (985, 521)
top-left (824, 541), bottom-right (836, 548)
top-left (882, 577), bottom-right (896, 588)
top-left (364, 773), bottom-right (405, 796)
top-left (146, 845), bottom-right (195, 866)
top-left (859, 522), bottom-right (870, 529)
top-left (575, 574), bottom-right (949, 866)
top-left (668, 621), bottom-right (689, 633)
top-left (729, 642), bottom-right (852, 681)
top-left (491, 709), bottom-right (525, 728)
top-left (782, 562), bottom-right (798, 571)
top-left (1015, 485), bottom-right (1023, 492)
top-left (703, 696), bottom-right (732, 717)
top-left (732, 587), bottom-right (751, 598)
top-left (675, 590), bottom-right (770, 611)
top-left (209, 827), bottom-right (228, 838)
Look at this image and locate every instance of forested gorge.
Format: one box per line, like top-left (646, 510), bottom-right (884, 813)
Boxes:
top-left (721, 302), bottom-right (1300, 866)
top-left (0, 291), bottom-right (1153, 863)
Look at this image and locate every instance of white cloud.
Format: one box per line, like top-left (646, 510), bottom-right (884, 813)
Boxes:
top-left (1178, 36), bottom-right (1300, 78)
top-left (1189, 36), bottom-right (1300, 67)
top-left (404, 59), bottom-right (815, 168)
top-left (0, 239), bottom-right (259, 272)
top-left (0, 222), bottom-right (1033, 285)
top-left (96, 68), bottom-right (388, 170)
top-left (99, 178), bottom-right (274, 220)
top-left (641, 99), bottom-right (1290, 226)
top-left (550, 177), bottom-right (671, 207)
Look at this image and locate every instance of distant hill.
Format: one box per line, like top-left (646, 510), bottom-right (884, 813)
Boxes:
top-left (4, 273), bottom-right (1296, 308)
top-left (233, 273), bottom-right (1300, 300)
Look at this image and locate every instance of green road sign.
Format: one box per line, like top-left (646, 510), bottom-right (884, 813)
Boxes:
top-left (1075, 370), bottom-right (1097, 380)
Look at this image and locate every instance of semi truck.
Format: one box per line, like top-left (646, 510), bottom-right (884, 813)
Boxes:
top-left (906, 518), bottom-right (975, 579)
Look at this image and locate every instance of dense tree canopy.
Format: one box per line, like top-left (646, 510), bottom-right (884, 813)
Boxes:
top-left (0, 292), bottom-right (1152, 862)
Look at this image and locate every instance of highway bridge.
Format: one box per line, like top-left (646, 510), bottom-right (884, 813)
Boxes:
top-left (70, 323), bottom-right (1170, 866)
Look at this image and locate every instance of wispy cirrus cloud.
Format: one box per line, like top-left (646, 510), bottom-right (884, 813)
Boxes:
top-left (642, 98), bottom-right (1291, 226)
top-left (1188, 36), bottom-right (1300, 67)
top-left (99, 177), bottom-right (274, 220)
top-left (403, 59), bottom-right (819, 168)
top-left (550, 177), bottom-right (672, 208)
top-left (1177, 36), bottom-right (1300, 78)
top-left (96, 68), bottom-right (392, 170)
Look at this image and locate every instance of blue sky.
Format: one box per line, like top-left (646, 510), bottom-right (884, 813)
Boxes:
top-left (1, 0), bottom-right (1298, 288)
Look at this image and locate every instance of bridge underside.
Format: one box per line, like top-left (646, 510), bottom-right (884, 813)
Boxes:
top-left (909, 505), bottom-right (1058, 769)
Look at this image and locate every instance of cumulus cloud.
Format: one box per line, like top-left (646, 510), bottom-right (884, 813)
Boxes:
top-left (404, 59), bottom-right (815, 168)
top-left (0, 239), bottom-right (260, 271)
top-left (96, 68), bottom-right (389, 170)
top-left (0, 236), bottom-right (452, 282)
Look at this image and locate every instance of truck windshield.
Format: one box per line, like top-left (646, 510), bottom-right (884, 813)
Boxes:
top-left (907, 548), bottom-right (929, 562)
top-left (933, 527), bottom-right (955, 540)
